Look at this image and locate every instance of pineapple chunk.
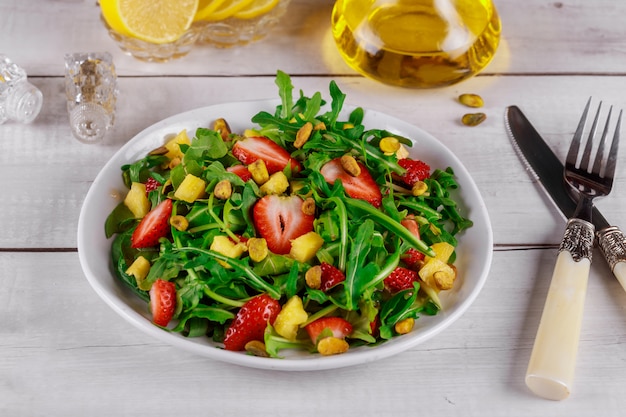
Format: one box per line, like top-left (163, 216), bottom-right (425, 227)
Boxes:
top-left (289, 231), bottom-right (324, 263)
top-left (273, 295), bottom-right (308, 341)
top-left (124, 182), bottom-right (150, 218)
top-left (425, 242), bottom-right (455, 263)
top-left (418, 258), bottom-right (456, 292)
top-left (210, 235), bottom-right (246, 267)
top-left (248, 159), bottom-right (269, 185)
top-left (164, 130), bottom-right (191, 161)
top-left (125, 256), bottom-right (151, 287)
top-left (260, 172), bottom-right (289, 195)
top-left (174, 174), bottom-right (206, 203)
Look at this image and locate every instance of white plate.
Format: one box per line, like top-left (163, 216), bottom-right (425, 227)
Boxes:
top-left (77, 99), bottom-right (493, 371)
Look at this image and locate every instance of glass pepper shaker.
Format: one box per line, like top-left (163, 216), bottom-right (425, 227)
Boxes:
top-left (64, 52), bottom-right (117, 144)
top-left (0, 54), bottom-right (43, 124)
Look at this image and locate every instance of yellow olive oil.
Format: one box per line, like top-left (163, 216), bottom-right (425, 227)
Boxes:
top-left (331, 0), bottom-right (501, 88)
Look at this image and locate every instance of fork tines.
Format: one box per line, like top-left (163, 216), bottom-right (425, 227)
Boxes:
top-left (567, 97), bottom-right (623, 180)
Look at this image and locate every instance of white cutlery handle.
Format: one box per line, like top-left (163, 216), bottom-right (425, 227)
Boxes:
top-left (525, 250), bottom-right (590, 400)
top-left (526, 219), bottom-right (594, 401)
top-left (596, 226), bottom-right (626, 291)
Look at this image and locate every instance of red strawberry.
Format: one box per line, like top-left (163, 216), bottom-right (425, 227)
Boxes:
top-left (232, 136), bottom-right (302, 174)
top-left (131, 199), bottom-right (173, 248)
top-left (370, 315), bottom-right (381, 338)
top-left (383, 266), bottom-right (419, 293)
top-left (320, 262), bottom-right (345, 292)
top-left (149, 279), bottom-right (177, 327)
top-left (223, 294), bottom-right (281, 351)
top-left (226, 164), bottom-right (252, 182)
top-left (400, 216), bottom-right (425, 267)
top-left (320, 158), bottom-right (382, 208)
top-left (144, 177), bottom-right (161, 195)
top-left (252, 195), bottom-right (315, 254)
top-left (305, 317), bottom-right (353, 344)
top-left (396, 158), bottom-right (431, 186)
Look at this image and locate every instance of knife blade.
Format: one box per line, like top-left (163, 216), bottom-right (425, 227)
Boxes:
top-left (505, 105), bottom-right (626, 290)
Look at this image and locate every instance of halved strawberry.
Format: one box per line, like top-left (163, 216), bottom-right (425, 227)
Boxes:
top-left (396, 158), bottom-right (431, 187)
top-left (320, 262), bottom-right (346, 292)
top-left (320, 158), bottom-right (382, 208)
top-left (400, 216), bottom-right (425, 267)
top-left (223, 294), bottom-right (281, 351)
top-left (131, 198), bottom-right (173, 248)
top-left (252, 195), bottom-right (315, 255)
top-left (144, 177), bottom-right (161, 195)
top-left (383, 266), bottom-right (419, 293)
top-left (149, 279), bottom-right (176, 327)
top-left (305, 317), bottom-right (353, 344)
top-left (226, 164), bottom-right (252, 182)
top-left (232, 136), bottom-right (302, 174)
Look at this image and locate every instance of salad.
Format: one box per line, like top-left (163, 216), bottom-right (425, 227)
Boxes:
top-left (105, 71), bottom-right (473, 358)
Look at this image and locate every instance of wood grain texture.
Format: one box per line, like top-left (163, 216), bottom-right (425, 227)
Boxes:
top-left (2, 0), bottom-right (626, 415)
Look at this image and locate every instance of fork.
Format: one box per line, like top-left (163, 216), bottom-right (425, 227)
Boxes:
top-left (525, 98), bottom-right (622, 401)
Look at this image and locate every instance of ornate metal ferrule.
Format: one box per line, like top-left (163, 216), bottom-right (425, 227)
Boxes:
top-left (596, 227), bottom-right (626, 271)
top-left (559, 218), bottom-right (595, 262)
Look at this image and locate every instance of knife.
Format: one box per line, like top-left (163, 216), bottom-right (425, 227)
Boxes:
top-left (505, 104), bottom-right (626, 401)
top-left (505, 106), bottom-right (626, 289)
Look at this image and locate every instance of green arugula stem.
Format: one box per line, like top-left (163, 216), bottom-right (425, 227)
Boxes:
top-left (343, 198), bottom-right (436, 257)
top-left (175, 247), bottom-right (281, 300)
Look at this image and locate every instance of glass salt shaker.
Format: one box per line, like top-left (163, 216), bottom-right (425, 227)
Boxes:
top-left (64, 52), bottom-right (117, 144)
top-left (0, 54), bottom-right (43, 124)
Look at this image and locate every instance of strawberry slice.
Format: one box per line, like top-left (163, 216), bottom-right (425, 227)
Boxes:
top-left (396, 158), bottom-right (431, 186)
top-left (226, 164), bottom-right (252, 182)
top-left (383, 266), bottom-right (419, 293)
top-left (252, 195), bottom-right (315, 255)
top-left (131, 199), bottom-right (173, 248)
top-left (320, 158), bottom-right (382, 208)
top-left (305, 317), bottom-right (353, 344)
top-left (400, 216), bottom-right (425, 267)
top-left (232, 136), bottom-right (302, 174)
top-left (223, 294), bottom-right (281, 351)
top-left (149, 279), bottom-right (177, 327)
top-left (320, 262), bottom-right (346, 292)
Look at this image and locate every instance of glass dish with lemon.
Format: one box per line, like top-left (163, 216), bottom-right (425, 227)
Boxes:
top-left (193, 0), bottom-right (291, 48)
top-left (99, 0), bottom-right (291, 62)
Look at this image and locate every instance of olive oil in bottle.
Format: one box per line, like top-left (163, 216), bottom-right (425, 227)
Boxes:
top-left (331, 0), bottom-right (501, 88)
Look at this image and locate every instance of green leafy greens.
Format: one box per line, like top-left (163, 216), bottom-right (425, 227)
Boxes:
top-left (105, 70), bottom-right (473, 357)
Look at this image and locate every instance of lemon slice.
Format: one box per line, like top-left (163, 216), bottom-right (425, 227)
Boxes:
top-left (234, 0), bottom-right (280, 19)
top-left (194, 0), bottom-right (228, 21)
top-left (100, 0), bottom-right (199, 44)
top-left (202, 0), bottom-right (255, 21)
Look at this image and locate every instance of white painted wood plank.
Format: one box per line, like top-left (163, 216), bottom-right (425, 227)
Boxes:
top-left (2, 0), bottom-right (626, 77)
top-left (2, 250), bottom-right (626, 416)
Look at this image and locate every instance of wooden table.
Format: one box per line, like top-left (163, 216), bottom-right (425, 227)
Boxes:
top-left (3, 0), bottom-right (626, 415)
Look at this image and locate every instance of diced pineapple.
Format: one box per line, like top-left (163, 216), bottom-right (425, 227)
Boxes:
top-left (174, 174), bottom-right (206, 203)
top-left (425, 242), bottom-right (455, 263)
top-left (248, 159), bottom-right (269, 185)
top-left (273, 295), bottom-right (308, 341)
top-left (289, 231), bottom-right (324, 263)
top-left (243, 129), bottom-right (260, 137)
top-left (125, 256), bottom-right (151, 287)
top-left (259, 172), bottom-right (289, 195)
top-left (124, 182), bottom-right (150, 218)
top-left (164, 130), bottom-right (191, 161)
top-left (210, 235), bottom-right (247, 267)
top-left (418, 258), bottom-right (456, 292)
